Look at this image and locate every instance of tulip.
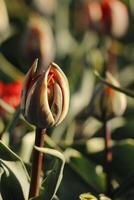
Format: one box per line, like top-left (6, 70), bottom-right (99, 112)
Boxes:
top-left (0, 81), bottom-right (22, 109)
top-left (21, 59), bottom-right (69, 129)
top-left (32, 0), bottom-right (57, 16)
top-left (22, 13), bottom-right (55, 68)
top-left (69, 0), bottom-right (91, 38)
top-left (101, 0), bottom-right (129, 37)
top-left (21, 60), bottom-right (69, 199)
top-left (69, 0), bottom-right (128, 39)
top-left (93, 72), bottom-right (127, 121)
top-left (93, 71), bottom-right (127, 194)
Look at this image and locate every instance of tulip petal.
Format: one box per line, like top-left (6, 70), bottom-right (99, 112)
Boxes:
top-left (49, 62), bottom-right (70, 125)
top-left (112, 91), bottom-right (127, 116)
top-left (111, 0), bottom-right (129, 37)
top-left (24, 81), bottom-right (37, 122)
top-left (106, 72), bottom-right (120, 87)
top-left (24, 73), bottom-right (55, 128)
top-left (38, 69), bottom-right (55, 128)
top-left (21, 59), bottom-right (38, 113)
top-left (51, 82), bottom-right (63, 124)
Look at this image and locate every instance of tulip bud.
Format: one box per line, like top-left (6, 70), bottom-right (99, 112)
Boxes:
top-left (101, 0), bottom-right (129, 37)
top-left (69, 0), bottom-right (128, 39)
top-left (69, 0), bottom-right (90, 38)
top-left (93, 72), bottom-right (127, 121)
top-left (21, 60), bottom-right (69, 128)
top-left (21, 13), bottom-right (55, 68)
top-left (32, 0), bottom-right (57, 16)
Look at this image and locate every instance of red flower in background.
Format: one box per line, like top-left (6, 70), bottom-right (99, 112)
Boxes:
top-left (101, 0), bottom-right (129, 37)
top-left (101, 0), bottom-right (112, 34)
top-left (0, 80), bottom-right (22, 109)
top-left (70, 0), bottom-right (129, 38)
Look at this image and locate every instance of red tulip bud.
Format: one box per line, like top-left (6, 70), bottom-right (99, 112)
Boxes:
top-left (21, 60), bottom-right (69, 128)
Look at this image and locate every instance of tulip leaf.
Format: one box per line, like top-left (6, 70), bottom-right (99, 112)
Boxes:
top-left (79, 193), bottom-right (111, 200)
top-left (33, 147), bottom-right (65, 200)
top-left (91, 140), bottom-right (134, 179)
top-left (64, 148), bottom-right (105, 193)
top-left (113, 172), bottom-right (134, 199)
top-left (98, 194), bottom-right (111, 200)
top-left (112, 140), bottom-right (134, 178)
top-left (0, 53), bottom-right (24, 82)
top-left (30, 195), bottom-right (59, 200)
top-left (0, 141), bottom-right (30, 200)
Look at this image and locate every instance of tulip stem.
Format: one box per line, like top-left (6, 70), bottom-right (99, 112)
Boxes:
top-left (28, 128), bottom-right (45, 199)
top-left (103, 121), bottom-right (112, 196)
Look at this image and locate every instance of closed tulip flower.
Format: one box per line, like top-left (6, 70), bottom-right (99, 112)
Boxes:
top-left (93, 72), bottom-right (127, 121)
top-left (101, 0), bottom-right (129, 38)
top-left (32, 0), bottom-right (57, 16)
top-left (21, 60), bottom-right (69, 129)
top-left (22, 13), bottom-right (55, 68)
top-left (69, 0), bottom-right (128, 39)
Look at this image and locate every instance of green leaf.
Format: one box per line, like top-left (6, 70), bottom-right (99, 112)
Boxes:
top-left (30, 195), bottom-right (59, 200)
top-left (64, 148), bottom-right (105, 193)
top-left (98, 194), bottom-right (111, 200)
top-left (113, 172), bottom-right (134, 199)
top-left (0, 163), bottom-right (25, 200)
top-left (0, 53), bottom-right (24, 82)
top-left (79, 193), bottom-right (98, 200)
top-left (0, 141), bottom-right (30, 200)
top-left (112, 140), bottom-right (134, 178)
top-left (79, 193), bottom-right (112, 200)
top-left (33, 147), bottom-right (65, 200)
top-left (91, 140), bottom-right (134, 179)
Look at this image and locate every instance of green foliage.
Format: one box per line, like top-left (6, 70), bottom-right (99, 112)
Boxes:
top-left (79, 193), bottom-right (111, 200)
top-left (0, 141), bottom-right (66, 200)
top-left (34, 147), bottom-right (65, 200)
top-left (0, 141), bottom-right (29, 200)
top-left (79, 193), bottom-right (98, 200)
top-left (64, 148), bottom-right (105, 193)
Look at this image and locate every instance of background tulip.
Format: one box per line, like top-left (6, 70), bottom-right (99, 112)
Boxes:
top-left (101, 0), bottom-right (129, 37)
top-left (69, 0), bottom-right (129, 38)
top-left (0, 80), bottom-right (22, 109)
top-left (93, 72), bottom-right (127, 121)
top-left (32, 0), bottom-right (57, 16)
top-left (21, 13), bottom-right (55, 69)
top-left (21, 60), bottom-right (69, 129)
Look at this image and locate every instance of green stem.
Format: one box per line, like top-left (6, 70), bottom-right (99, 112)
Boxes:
top-left (103, 121), bottom-right (112, 196)
top-left (28, 128), bottom-right (45, 199)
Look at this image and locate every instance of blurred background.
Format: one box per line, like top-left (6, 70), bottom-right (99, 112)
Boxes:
top-left (0, 0), bottom-right (134, 199)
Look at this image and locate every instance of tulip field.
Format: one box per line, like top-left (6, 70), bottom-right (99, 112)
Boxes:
top-left (0, 0), bottom-right (134, 200)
